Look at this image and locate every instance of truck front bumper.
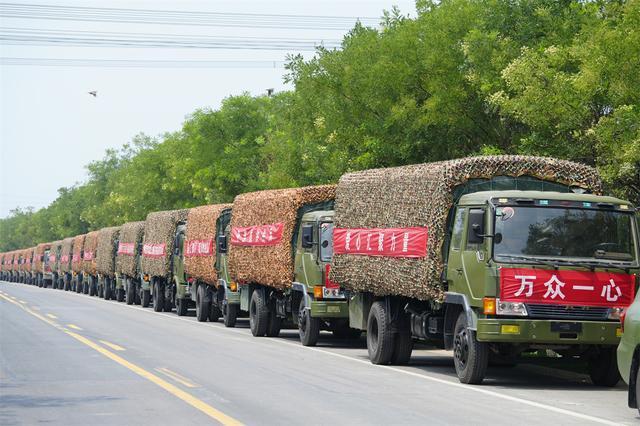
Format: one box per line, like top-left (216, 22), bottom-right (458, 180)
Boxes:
top-left (310, 300), bottom-right (348, 318)
top-left (477, 318), bottom-right (622, 345)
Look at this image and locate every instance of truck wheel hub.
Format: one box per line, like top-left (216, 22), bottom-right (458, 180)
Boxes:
top-left (454, 329), bottom-right (470, 367)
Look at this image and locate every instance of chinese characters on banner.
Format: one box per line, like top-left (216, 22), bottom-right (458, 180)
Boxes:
top-left (83, 251), bottom-right (94, 261)
top-left (185, 239), bottom-right (213, 257)
top-left (49, 254), bottom-right (56, 263)
top-left (333, 227), bottom-right (429, 258)
top-left (60, 255), bottom-right (69, 264)
top-left (117, 242), bottom-right (135, 256)
top-left (72, 254), bottom-right (81, 263)
top-left (142, 243), bottom-right (166, 258)
top-left (500, 268), bottom-right (635, 307)
top-left (231, 223), bottom-right (284, 246)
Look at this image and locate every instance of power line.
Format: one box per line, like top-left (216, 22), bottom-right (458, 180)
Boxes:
top-left (0, 3), bottom-right (379, 30)
top-left (0, 27), bottom-right (342, 50)
top-left (0, 57), bottom-right (287, 68)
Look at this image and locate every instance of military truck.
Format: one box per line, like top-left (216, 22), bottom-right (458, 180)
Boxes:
top-left (116, 221), bottom-right (145, 306)
top-left (140, 209), bottom-right (188, 313)
top-left (96, 227), bottom-right (120, 301)
top-left (47, 241), bottom-right (62, 289)
top-left (228, 186), bottom-right (355, 345)
top-left (330, 156), bottom-right (639, 385)
top-left (71, 234), bottom-right (86, 293)
top-left (82, 231), bottom-right (100, 296)
top-left (215, 208), bottom-right (243, 326)
top-left (59, 237), bottom-right (74, 291)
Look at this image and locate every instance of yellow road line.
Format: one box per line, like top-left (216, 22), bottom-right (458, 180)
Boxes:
top-left (46, 313), bottom-right (58, 319)
top-left (99, 340), bottom-right (126, 351)
top-left (67, 324), bottom-right (83, 330)
top-left (155, 367), bottom-right (199, 388)
top-left (0, 293), bottom-right (243, 426)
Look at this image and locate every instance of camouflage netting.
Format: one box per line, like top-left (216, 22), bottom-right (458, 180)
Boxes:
top-left (71, 234), bottom-right (86, 273)
top-left (60, 237), bottom-right (74, 274)
top-left (141, 209), bottom-right (189, 278)
top-left (330, 155), bottom-right (603, 301)
top-left (34, 242), bottom-right (51, 272)
top-left (116, 221), bottom-right (145, 277)
top-left (183, 204), bottom-right (232, 285)
top-left (20, 248), bottom-right (33, 272)
top-left (49, 240), bottom-right (62, 273)
top-left (97, 226), bottom-right (120, 277)
top-left (82, 231), bottom-right (99, 275)
top-left (27, 247), bottom-right (36, 272)
top-left (229, 185), bottom-right (336, 290)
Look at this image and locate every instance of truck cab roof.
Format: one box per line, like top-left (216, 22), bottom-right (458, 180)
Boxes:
top-left (458, 190), bottom-right (634, 207)
top-left (301, 210), bottom-right (334, 223)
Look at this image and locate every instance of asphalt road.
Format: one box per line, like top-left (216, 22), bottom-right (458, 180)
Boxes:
top-left (1, 281), bottom-right (637, 426)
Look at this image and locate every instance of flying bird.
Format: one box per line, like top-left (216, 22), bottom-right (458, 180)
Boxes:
top-left (88, 91), bottom-right (97, 97)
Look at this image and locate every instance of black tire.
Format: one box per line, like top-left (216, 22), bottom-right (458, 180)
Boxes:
top-left (104, 279), bottom-right (112, 300)
top-left (116, 287), bottom-right (124, 302)
top-left (89, 278), bottom-right (96, 296)
top-left (266, 307), bottom-right (281, 337)
top-left (125, 279), bottom-right (134, 305)
top-left (176, 297), bottom-right (188, 316)
top-left (391, 331), bottom-right (413, 365)
top-left (196, 285), bottom-right (209, 322)
top-left (153, 280), bottom-right (164, 312)
top-left (141, 288), bottom-right (150, 307)
top-left (64, 277), bottom-right (70, 291)
top-left (249, 289), bottom-right (269, 337)
top-left (636, 366), bottom-right (640, 415)
top-left (83, 281), bottom-right (89, 295)
top-left (163, 290), bottom-right (173, 313)
top-left (223, 302), bottom-right (239, 328)
top-left (367, 301), bottom-right (395, 364)
top-left (209, 304), bottom-right (221, 323)
top-left (52, 278), bottom-right (58, 290)
top-left (588, 347), bottom-right (621, 387)
top-left (299, 303), bottom-right (320, 346)
top-left (453, 312), bottom-right (488, 384)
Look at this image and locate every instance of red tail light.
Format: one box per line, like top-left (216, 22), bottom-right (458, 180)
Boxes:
top-left (325, 264), bottom-right (339, 289)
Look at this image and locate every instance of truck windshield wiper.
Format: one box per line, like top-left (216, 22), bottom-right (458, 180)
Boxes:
top-left (496, 255), bottom-right (557, 267)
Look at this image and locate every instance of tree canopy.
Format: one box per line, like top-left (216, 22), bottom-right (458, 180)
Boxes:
top-left (2, 0), bottom-right (638, 251)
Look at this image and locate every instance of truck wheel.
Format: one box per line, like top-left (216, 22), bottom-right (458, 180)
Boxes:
top-left (391, 332), bottom-right (413, 365)
top-left (266, 308), bottom-right (281, 337)
top-left (210, 305), bottom-right (222, 323)
top-left (636, 366), bottom-right (640, 414)
top-left (83, 281), bottom-right (89, 295)
top-left (453, 312), bottom-right (488, 384)
top-left (196, 285), bottom-right (209, 322)
top-left (153, 280), bottom-right (164, 312)
top-left (89, 279), bottom-right (96, 296)
top-left (176, 297), bottom-right (188, 316)
top-left (223, 303), bottom-right (239, 328)
top-left (116, 287), bottom-right (124, 302)
top-left (367, 301), bottom-right (395, 364)
top-left (104, 280), bottom-right (112, 300)
top-left (249, 290), bottom-right (269, 337)
top-left (125, 279), bottom-right (134, 305)
top-left (298, 305), bottom-right (319, 346)
top-left (141, 288), bottom-right (150, 307)
top-left (52, 279), bottom-right (58, 290)
top-left (588, 347), bottom-right (621, 387)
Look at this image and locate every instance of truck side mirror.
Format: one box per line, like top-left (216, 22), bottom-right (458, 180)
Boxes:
top-left (218, 235), bottom-right (228, 253)
top-left (467, 209), bottom-right (485, 245)
top-left (301, 225), bottom-right (314, 249)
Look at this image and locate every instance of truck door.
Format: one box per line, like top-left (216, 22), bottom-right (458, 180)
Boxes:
top-left (446, 207), bottom-right (466, 294)
top-left (460, 207), bottom-right (488, 305)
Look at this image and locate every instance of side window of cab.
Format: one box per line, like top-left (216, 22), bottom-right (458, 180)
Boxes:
top-left (450, 208), bottom-right (466, 251)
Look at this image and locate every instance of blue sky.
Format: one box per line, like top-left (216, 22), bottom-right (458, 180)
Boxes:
top-left (0, 0), bottom-right (416, 217)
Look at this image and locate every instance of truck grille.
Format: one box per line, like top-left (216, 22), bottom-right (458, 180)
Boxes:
top-left (526, 304), bottom-right (609, 321)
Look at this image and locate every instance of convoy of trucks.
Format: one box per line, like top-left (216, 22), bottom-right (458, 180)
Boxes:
top-left (1, 155), bottom-right (638, 386)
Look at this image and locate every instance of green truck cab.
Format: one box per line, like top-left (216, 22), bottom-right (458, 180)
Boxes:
top-left (349, 187), bottom-right (638, 385)
top-left (216, 207), bottom-right (244, 327)
top-left (171, 222), bottom-right (191, 316)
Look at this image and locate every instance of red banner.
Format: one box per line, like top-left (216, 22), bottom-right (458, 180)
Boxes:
top-left (49, 254), bottom-right (56, 263)
top-left (72, 254), bottom-right (81, 263)
top-left (500, 268), bottom-right (635, 308)
top-left (185, 239), bottom-right (213, 257)
top-left (83, 251), bottom-right (94, 261)
top-left (142, 243), bottom-right (166, 258)
top-left (60, 255), bottom-right (69, 264)
top-left (117, 242), bottom-right (135, 256)
top-left (333, 227), bottom-right (429, 258)
top-left (231, 223), bottom-right (284, 246)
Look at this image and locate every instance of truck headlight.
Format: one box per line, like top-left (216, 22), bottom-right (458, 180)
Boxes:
top-left (496, 299), bottom-right (528, 316)
top-left (607, 307), bottom-right (624, 320)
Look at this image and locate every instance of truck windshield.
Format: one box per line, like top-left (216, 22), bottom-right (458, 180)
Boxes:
top-left (319, 222), bottom-right (334, 262)
top-left (493, 206), bottom-right (636, 263)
